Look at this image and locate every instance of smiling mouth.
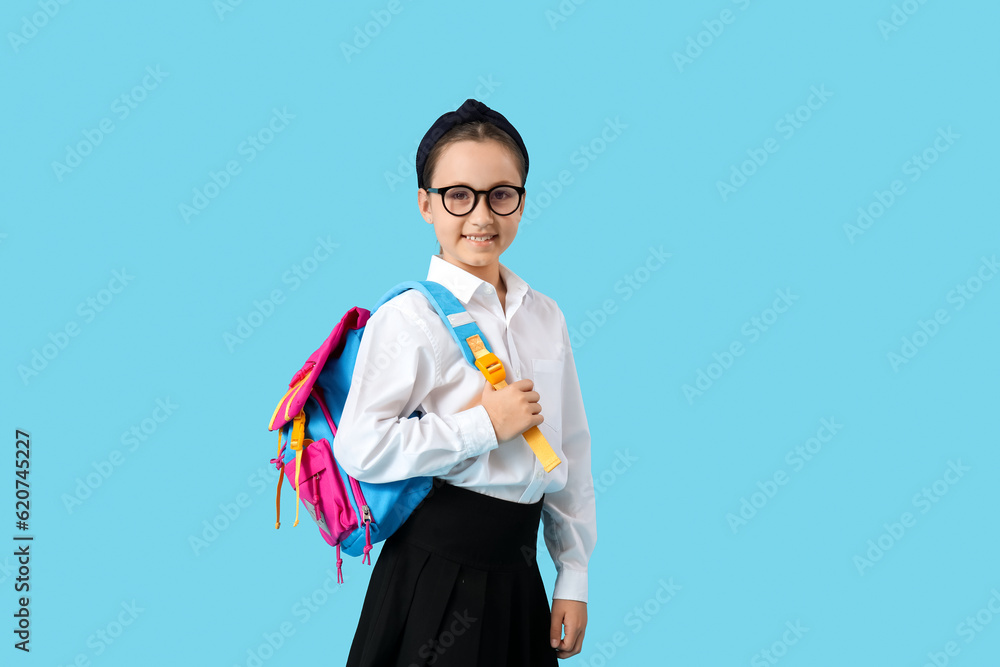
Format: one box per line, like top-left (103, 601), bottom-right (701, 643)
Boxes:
top-left (464, 234), bottom-right (496, 242)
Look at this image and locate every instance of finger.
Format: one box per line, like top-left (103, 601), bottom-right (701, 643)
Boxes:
top-left (558, 623), bottom-right (578, 650)
top-left (571, 629), bottom-right (586, 656)
top-left (557, 625), bottom-right (581, 657)
top-left (549, 609), bottom-right (565, 650)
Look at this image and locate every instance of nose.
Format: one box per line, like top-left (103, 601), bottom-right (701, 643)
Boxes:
top-left (467, 191), bottom-right (494, 224)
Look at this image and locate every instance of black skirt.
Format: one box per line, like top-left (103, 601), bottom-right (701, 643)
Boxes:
top-left (346, 479), bottom-right (558, 667)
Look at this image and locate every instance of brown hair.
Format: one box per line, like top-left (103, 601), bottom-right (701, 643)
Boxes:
top-left (422, 121), bottom-right (527, 192)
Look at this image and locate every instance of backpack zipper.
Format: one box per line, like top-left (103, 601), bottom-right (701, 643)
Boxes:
top-left (311, 388), bottom-right (374, 561)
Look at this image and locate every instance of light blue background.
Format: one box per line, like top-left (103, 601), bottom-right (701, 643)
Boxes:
top-left (2, 1), bottom-right (998, 665)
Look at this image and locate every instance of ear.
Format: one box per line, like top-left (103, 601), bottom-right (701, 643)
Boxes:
top-left (417, 188), bottom-right (434, 225)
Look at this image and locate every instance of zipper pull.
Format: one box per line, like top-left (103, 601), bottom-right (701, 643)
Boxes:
top-left (361, 504), bottom-right (372, 524)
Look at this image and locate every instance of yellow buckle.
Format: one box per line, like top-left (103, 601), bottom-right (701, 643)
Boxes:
top-left (474, 352), bottom-right (506, 386)
top-left (290, 411), bottom-right (306, 451)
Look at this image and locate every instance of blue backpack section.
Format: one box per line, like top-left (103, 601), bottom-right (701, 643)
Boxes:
top-left (278, 280), bottom-right (494, 557)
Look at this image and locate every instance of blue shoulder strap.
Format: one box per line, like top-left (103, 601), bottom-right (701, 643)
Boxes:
top-left (371, 280), bottom-right (491, 367)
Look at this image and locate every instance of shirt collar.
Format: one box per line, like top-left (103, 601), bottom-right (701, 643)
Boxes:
top-left (426, 254), bottom-right (530, 308)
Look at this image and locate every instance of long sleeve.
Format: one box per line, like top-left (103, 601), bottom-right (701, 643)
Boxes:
top-left (332, 300), bottom-right (499, 483)
top-left (541, 312), bottom-right (597, 603)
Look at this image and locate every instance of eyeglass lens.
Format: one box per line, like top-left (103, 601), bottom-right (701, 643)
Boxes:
top-left (442, 186), bottom-right (520, 215)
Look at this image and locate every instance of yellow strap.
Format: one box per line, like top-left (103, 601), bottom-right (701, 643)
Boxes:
top-left (268, 371), bottom-right (311, 430)
top-left (293, 450), bottom-right (302, 527)
top-left (290, 412), bottom-right (306, 527)
top-left (283, 369), bottom-right (314, 422)
top-left (523, 426), bottom-right (561, 472)
top-left (465, 335), bottom-right (562, 472)
top-left (466, 335), bottom-right (488, 356)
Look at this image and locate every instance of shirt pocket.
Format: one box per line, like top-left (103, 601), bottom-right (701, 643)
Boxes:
top-left (531, 358), bottom-right (565, 438)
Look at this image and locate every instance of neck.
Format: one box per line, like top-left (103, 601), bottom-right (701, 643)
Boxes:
top-left (440, 255), bottom-right (504, 294)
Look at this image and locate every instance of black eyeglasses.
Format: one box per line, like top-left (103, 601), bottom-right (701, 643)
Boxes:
top-left (425, 185), bottom-right (525, 216)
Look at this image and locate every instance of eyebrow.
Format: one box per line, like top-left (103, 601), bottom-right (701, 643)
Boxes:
top-left (440, 181), bottom-right (518, 189)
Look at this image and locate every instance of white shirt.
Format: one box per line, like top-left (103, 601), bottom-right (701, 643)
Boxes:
top-left (333, 254), bottom-right (597, 603)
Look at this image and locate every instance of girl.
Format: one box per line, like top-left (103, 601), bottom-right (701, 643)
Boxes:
top-left (333, 98), bottom-right (596, 666)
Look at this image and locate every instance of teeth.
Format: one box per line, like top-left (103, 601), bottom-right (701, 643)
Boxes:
top-left (466, 235), bottom-right (494, 242)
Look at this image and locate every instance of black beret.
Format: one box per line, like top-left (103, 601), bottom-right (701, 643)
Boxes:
top-left (415, 98), bottom-right (529, 190)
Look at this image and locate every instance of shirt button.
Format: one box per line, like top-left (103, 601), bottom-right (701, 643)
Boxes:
top-left (535, 471), bottom-right (544, 480)
top-left (484, 286), bottom-right (494, 295)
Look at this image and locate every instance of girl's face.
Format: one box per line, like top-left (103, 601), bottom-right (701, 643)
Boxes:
top-left (418, 139), bottom-right (525, 278)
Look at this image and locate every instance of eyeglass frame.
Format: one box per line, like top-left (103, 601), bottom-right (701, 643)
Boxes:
top-left (424, 184), bottom-right (526, 217)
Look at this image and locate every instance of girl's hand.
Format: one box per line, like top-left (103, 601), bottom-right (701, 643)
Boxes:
top-left (473, 378), bottom-right (543, 443)
top-left (550, 599), bottom-right (587, 658)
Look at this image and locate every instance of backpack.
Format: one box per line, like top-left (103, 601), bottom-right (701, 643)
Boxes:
top-left (267, 280), bottom-right (560, 584)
